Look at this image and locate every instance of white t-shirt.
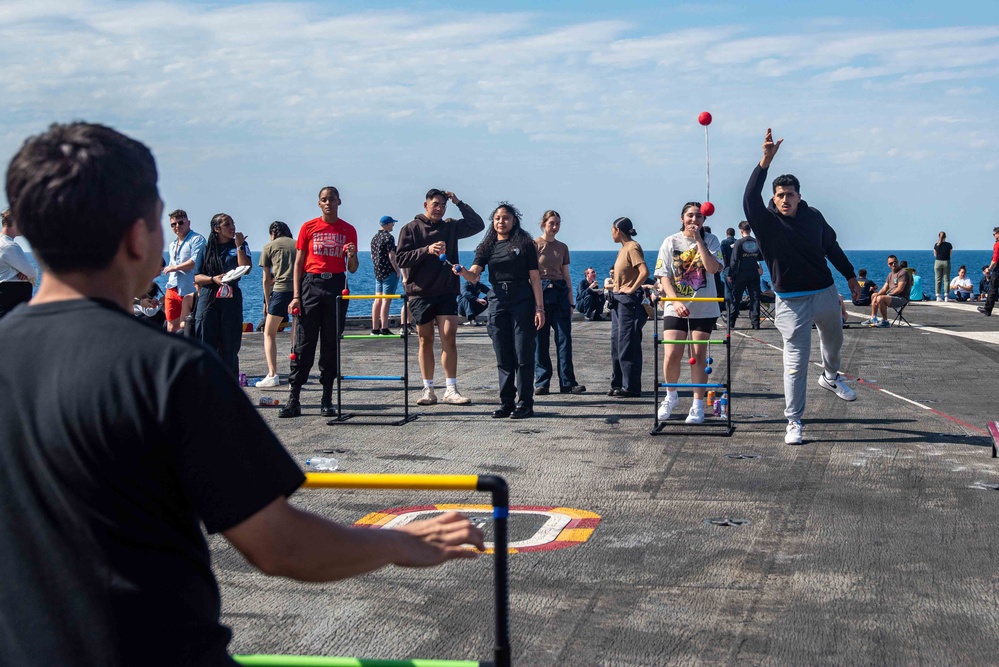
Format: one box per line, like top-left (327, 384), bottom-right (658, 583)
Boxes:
top-left (653, 231), bottom-right (722, 319)
top-left (0, 234), bottom-right (37, 283)
top-left (950, 275), bottom-right (973, 294)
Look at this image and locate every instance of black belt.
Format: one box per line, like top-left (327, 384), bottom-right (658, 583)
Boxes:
top-left (494, 280), bottom-right (529, 290)
top-left (309, 272), bottom-right (343, 280)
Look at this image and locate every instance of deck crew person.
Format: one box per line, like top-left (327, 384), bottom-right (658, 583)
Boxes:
top-left (453, 202), bottom-right (544, 419)
top-left (396, 188), bottom-right (484, 406)
top-left (728, 220), bottom-right (764, 330)
top-left (0, 209), bottom-right (36, 319)
top-left (256, 221), bottom-right (296, 388)
top-left (162, 209), bottom-right (205, 333)
top-left (607, 216), bottom-right (649, 398)
top-left (280, 186), bottom-right (358, 418)
top-left (743, 128), bottom-right (860, 445)
top-left (654, 202), bottom-right (723, 424)
top-left (0, 121), bottom-right (485, 667)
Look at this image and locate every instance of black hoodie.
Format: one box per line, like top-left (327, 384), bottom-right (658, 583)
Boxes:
top-left (396, 201), bottom-right (485, 297)
top-left (743, 164), bottom-right (855, 294)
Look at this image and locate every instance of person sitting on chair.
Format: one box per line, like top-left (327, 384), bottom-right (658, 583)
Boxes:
top-left (868, 255), bottom-right (910, 327)
top-left (852, 268), bottom-right (876, 306)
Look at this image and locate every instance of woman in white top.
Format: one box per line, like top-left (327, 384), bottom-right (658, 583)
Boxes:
top-left (0, 209), bottom-right (38, 319)
top-left (653, 202), bottom-right (724, 424)
top-left (949, 265), bottom-right (973, 302)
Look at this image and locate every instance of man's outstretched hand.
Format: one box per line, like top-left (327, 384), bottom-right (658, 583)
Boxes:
top-left (847, 277), bottom-right (860, 301)
top-left (394, 511), bottom-right (486, 567)
top-left (760, 128), bottom-right (783, 169)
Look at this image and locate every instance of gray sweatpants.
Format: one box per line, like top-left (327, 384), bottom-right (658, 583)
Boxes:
top-left (774, 285), bottom-right (843, 422)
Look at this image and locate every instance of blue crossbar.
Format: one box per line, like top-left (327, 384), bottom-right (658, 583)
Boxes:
top-left (659, 382), bottom-right (727, 388)
top-left (342, 375), bottom-right (405, 381)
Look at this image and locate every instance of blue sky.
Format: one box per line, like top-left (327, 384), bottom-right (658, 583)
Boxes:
top-left (2, 0), bottom-right (997, 252)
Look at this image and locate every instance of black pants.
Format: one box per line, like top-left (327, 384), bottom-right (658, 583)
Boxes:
top-left (0, 282), bottom-right (32, 319)
top-left (730, 273), bottom-right (762, 328)
top-left (289, 273), bottom-right (348, 388)
top-left (536, 281), bottom-right (578, 390)
top-left (610, 291), bottom-right (647, 393)
top-left (577, 290), bottom-right (605, 319)
top-left (195, 286), bottom-right (244, 377)
top-left (487, 283), bottom-right (537, 409)
top-left (985, 271), bottom-right (999, 314)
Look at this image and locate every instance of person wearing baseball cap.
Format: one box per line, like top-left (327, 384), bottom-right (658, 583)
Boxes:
top-left (371, 215), bottom-right (401, 335)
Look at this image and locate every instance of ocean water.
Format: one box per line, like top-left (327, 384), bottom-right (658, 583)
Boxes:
top-left (23, 247), bottom-right (995, 323)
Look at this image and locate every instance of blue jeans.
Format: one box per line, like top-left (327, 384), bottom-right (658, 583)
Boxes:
top-left (535, 280), bottom-right (578, 389)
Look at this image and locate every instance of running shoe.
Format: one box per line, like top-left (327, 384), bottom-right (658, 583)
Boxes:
top-left (255, 374), bottom-right (280, 388)
top-left (873, 320), bottom-right (890, 328)
top-left (657, 394), bottom-right (679, 421)
top-left (685, 404), bottom-right (705, 424)
top-left (818, 374), bottom-right (857, 401)
top-left (442, 387), bottom-right (471, 405)
top-left (785, 420), bottom-right (803, 445)
top-left (417, 387), bottom-right (437, 406)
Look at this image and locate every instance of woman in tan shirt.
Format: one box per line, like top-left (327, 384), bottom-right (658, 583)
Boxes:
top-left (608, 216), bottom-right (649, 397)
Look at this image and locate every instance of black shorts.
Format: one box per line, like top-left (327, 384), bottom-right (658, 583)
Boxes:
top-left (267, 290), bottom-right (294, 318)
top-left (409, 293), bottom-right (459, 325)
top-left (662, 315), bottom-right (717, 334)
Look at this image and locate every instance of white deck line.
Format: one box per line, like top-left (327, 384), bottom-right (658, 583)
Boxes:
top-left (844, 308), bottom-right (999, 346)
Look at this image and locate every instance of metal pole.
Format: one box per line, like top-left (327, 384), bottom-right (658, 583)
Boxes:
top-left (477, 475), bottom-right (510, 667)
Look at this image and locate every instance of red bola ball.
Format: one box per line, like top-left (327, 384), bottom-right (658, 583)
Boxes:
top-left (342, 289), bottom-right (350, 296)
top-left (698, 111), bottom-right (712, 126)
top-left (700, 201), bottom-right (715, 217)
top-left (289, 353), bottom-right (297, 361)
top-left (688, 357), bottom-right (697, 365)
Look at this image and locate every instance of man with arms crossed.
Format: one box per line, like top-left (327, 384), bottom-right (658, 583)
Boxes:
top-left (162, 208), bottom-right (205, 332)
top-left (396, 189), bottom-right (484, 406)
top-left (743, 128), bottom-right (860, 445)
top-left (0, 122), bottom-right (483, 667)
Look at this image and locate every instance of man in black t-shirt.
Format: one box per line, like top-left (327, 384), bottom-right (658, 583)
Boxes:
top-left (0, 122), bottom-right (484, 667)
top-left (728, 220), bottom-right (764, 329)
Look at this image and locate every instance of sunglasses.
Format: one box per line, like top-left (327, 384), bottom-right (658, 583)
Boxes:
top-left (170, 220), bottom-right (188, 227)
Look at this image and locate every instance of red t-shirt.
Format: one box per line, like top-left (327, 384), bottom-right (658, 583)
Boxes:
top-left (296, 217), bottom-right (358, 274)
top-left (992, 241), bottom-right (999, 264)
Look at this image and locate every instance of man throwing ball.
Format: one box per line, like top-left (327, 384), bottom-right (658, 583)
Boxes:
top-left (743, 129), bottom-right (860, 445)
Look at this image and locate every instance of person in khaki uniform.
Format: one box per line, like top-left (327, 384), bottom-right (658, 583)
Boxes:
top-left (607, 216), bottom-right (649, 398)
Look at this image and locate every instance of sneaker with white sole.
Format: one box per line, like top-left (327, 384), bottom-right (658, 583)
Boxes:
top-left (873, 320), bottom-right (890, 328)
top-left (785, 420), bottom-right (803, 445)
top-left (442, 387), bottom-right (471, 405)
top-left (657, 394), bottom-right (679, 421)
top-left (255, 374), bottom-right (280, 388)
top-left (685, 404), bottom-right (705, 424)
top-left (818, 374), bottom-right (857, 401)
top-left (417, 387), bottom-right (438, 406)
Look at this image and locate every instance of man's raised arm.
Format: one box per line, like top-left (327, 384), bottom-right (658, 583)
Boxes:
top-left (743, 128), bottom-right (784, 231)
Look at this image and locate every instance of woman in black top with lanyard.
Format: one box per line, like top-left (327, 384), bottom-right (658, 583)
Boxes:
top-left (452, 203), bottom-right (545, 419)
top-left (194, 213), bottom-right (251, 377)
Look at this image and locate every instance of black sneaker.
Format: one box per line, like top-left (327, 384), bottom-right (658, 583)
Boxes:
top-left (560, 385), bottom-right (586, 394)
top-left (379, 328), bottom-right (394, 335)
top-left (979, 306), bottom-right (992, 316)
top-left (535, 386), bottom-right (550, 395)
top-left (278, 397), bottom-right (301, 418)
top-left (511, 404), bottom-right (534, 419)
top-left (492, 405), bottom-right (514, 418)
top-left (371, 329), bottom-right (380, 335)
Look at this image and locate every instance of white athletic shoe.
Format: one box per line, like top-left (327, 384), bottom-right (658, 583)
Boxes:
top-left (417, 387), bottom-right (438, 406)
top-left (442, 387), bottom-right (471, 405)
top-left (255, 374), bottom-right (280, 388)
top-left (785, 420), bottom-right (803, 445)
top-left (936, 296), bottom-right (943, 302)
top-left (685, 404), bottom-right (705, 424)
top-left (657, 394), bottom-right (679, 421)
top-left (818, 374), bottom-right (857, 401)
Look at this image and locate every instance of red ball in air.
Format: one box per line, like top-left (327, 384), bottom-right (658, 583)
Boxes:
top-left (342, 289), bottom-right (350, 296)
top-left (688, 357), bottom-right (697, 366)
top-left (698, 111), bottom-right (712, 126)
top-left (700, 201), bottom-right (715, 217)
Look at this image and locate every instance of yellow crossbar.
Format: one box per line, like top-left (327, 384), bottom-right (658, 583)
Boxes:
top-left (304, 473), bottom-right (480, 491)
top-left (340, 294), bottom-right (402, 300)
top-left (658, 297), bottom-right (724, 302)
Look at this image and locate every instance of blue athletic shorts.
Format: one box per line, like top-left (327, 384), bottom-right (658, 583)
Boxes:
top-left (375, 273), bottom-right (400, 295)
top-left (268, 290), bottom-right (294, 317)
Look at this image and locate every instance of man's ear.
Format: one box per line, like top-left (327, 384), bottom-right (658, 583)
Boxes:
top-left (121, 218), bottom-right (154, 261)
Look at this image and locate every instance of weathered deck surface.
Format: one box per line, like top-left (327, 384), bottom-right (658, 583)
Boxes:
top-left (214, 299), bottom-right (999, 666)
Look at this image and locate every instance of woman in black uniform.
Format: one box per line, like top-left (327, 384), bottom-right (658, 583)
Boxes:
top-left (194, 213), bottom-right (251, 376)
top-left (452, 203), bottom-right (545, 419)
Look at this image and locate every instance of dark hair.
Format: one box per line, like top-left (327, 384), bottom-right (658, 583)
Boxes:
top-left (199, 213), bottom-right (235, 309)
top-left (899, 260), bottom-right (908, 269)
top-left (938, 231), bottom-right (947, 240)
top-left (738, 221), bottom-right (752, 233)
top-left (613, 216), bottom-right (637, 238)
top-left (168, 209), bottom-right (188, 220)
top-left (319, 186), bottom-right (339, 199)
top-left (6, 122), bottom-right (159, 272)
top-left (993, 226), bottom-right (999, 235)
top-left (772, 174), bottom-right (800, 194)
top-left (1, 209), bottom-right (10, 228)
top-left (269, 220), bottom-right (292, 239)
top-left (726, 227), bottom-right (735, 237)
top-left (858, 268), bottom-right (867, 278)
top-left (540, 209), bottom-right (560, 228)
top-left (677, 203), bottom-right (705, 238)
top-left (958, 265), bottom-right (966, 272)
top-left (475, 202), bottom-right (532, 259)
top-left (887, 254), bottom-right (898, 262)
top-left (426, 188), bottom-right (447, 201)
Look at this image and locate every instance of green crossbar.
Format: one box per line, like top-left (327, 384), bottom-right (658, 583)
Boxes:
top-left (659, 339), bottom-right (726, 345)
top-left (341, 335), bottom-right (403, 339)
top-left (234, 656), bottom-right (481, 666)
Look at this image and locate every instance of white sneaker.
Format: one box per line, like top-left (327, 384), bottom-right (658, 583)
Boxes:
top-left (657, 394), bottom-right (679, 421)
top-left (685, 404), bottom-right (705, 424)
top-left (417, 387), bottom-right (438, 406)
top-left (442, 387), bottom-right (471, 405)
top-left (818, 373), bottom-right (857, 401)
top-left (255, 374), bottom-right (280, 388)
top-left (865, 317), bottom-right (879, 325)
top-left (936, 296), bottom-right (943, 302)
top-left (785, 420), bottom-right (803, 445)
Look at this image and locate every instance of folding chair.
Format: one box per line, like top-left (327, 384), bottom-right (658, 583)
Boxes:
top-left (890, 298), bottom-right (912, 327)
top-left (757, 280), bottom-right (776, 327)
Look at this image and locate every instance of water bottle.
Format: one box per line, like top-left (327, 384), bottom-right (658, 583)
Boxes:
top-left (239, 373), bottom-right (247, 387)
top-left (719, 392), bottom-right (728, 419)
top-left (713, 394), bottom-right (721, 417)
top-left (305, 457), bottom-right (339, 472)
top-left (258, 396), bottom-right (281, 406)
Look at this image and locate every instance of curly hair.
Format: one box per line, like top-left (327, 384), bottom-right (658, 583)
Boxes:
top-left (475, 202), bottom-right (533, 260)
